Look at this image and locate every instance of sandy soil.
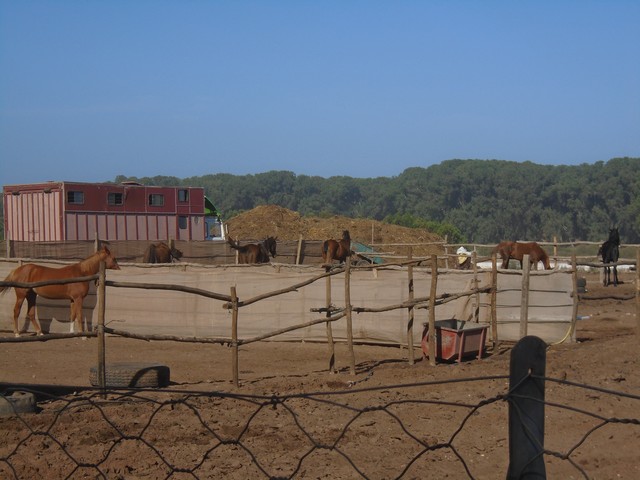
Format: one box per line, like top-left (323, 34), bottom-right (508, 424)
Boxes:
top-left (1, 272), bottom-right (638, 479)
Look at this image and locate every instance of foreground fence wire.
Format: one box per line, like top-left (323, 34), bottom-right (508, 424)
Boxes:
top-left (1, 336), bottom-right (639, 480)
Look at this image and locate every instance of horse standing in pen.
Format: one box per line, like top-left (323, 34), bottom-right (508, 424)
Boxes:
top-left (493, 241), bottom-right (551, 270)
top-left (143, 242), bottom-right (183, 263)
top-left (598, 227), bottom-right (620, 286)
top-left (0, 246), bottom-right (120, 336)
top-left (227, 236), bottom-right (277, 264)
top-left (322, 230), bottom-right (352, 271)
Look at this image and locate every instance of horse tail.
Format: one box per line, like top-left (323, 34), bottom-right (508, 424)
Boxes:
top-left (539, 248), bottom-right (551, 270)
top-left (321, 240), bottom-right (329, 260)
top-left (227, 238), bottom-right (241, 251)
top-left (143, 245), bottom-right (156, 263)
top-left (0, 268), bottom-right (19, 295)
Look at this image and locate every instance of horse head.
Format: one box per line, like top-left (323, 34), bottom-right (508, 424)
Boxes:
top-left (608, 227), bottom-right (620, 245)
top-left (342, 230), bottom-right (351, 242)
top-left (100, 246), bottom-right (121, 270)
top-left (170, 246), bottom-right (183, 261)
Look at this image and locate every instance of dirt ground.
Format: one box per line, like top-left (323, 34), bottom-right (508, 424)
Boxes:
top-left (1, 271), bottom-right (638, 479)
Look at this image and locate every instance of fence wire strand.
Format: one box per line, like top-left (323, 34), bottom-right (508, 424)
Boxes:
top-left (1, 372), bottom-right (638, 479)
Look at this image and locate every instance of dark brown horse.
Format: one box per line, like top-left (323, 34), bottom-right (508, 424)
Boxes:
top-left (493, 241), bottom-right (551, 270)
top-left (0, 246), bottom-right (120, 336)
top-left (598, 227), bottom-right (620, 286)
top-left (143, 242), bottom-right (183, 263)
top-left (322, 230), bottom-right (352, 269)
top-left (227, 236), bottom-right (277, 264)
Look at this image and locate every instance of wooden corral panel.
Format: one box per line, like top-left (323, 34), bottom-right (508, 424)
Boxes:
top-left (0, 261), bottom-right (574, 345)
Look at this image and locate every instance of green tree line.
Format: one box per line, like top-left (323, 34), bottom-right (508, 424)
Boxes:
top-left (114, 157), bottom-right (639, 244)
top-left (5, 158), bottom-right (635, 244)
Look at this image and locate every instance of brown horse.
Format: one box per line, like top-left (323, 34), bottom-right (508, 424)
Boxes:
top-left (493, 241), bottom-right (551, 270)
top-left (227, 236), bottom-right (277, 264)
top-left (143, 242), bottom-right (183, 263)
top-left (322, 230), bottom-right (352, 269)
top-left (0, 246), bottom-right (120, 336)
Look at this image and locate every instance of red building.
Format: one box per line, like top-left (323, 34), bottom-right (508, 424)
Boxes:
top-left (3, 181), bottom-right (223, 242)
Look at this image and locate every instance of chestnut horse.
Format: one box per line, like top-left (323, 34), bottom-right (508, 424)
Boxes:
top-left (494, 241), bottom-right (551, 270)
top-left (143, 242), bottom-right (183, 263)
top-left (0, 246), bottom-right (120, 336)
top-left (227, 236), bottom-right (277, 264)
top-left (598, 227), bottom-right (620, 286)
top-left (322, 230), bottom-right (352, 270)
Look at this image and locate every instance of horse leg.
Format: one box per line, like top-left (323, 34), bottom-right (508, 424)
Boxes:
top-left (71, 298), bottom-right (84, 333)
top-left (25, 290), bottom-right (43, 336)
top-left (12, 289), bottom-right (28, 337)
top-left (612, 266), bottom-right (619, 286)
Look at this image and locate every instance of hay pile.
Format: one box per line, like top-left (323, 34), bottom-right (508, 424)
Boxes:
top-left (226, 205), bottom-right (444, 256)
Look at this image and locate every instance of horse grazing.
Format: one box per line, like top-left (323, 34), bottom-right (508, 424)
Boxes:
top-left (598, 227), bottom-right (620, 286)
top-left (143, 242), bottom-right (183, 263)
top-left (0, 246), bottom-right (120, 336)
top-left (227, 236), bottom-right (277, 264)
top-left (493, 241), bottom-right (551, 270)
top-left (322, 230), bottom-right (352, 269)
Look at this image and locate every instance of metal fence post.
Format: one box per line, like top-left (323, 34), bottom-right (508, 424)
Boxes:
top-left (507, 335), bottom-right (546, 479)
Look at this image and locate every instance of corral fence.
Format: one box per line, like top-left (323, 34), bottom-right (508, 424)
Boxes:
top-left (1, 239), bottom-right (639, 478)
top-left (3, 236), bottom-right (640, 267)
top-left (1, 336), bottom-right (639, 479)
top-left (1, 241), bottom-right (639, 387)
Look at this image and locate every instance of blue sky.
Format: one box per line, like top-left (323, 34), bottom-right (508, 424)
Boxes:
top-left (1, 1), bottom-right (639, 185)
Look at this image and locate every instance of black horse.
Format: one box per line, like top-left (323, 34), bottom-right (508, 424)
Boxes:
top-left (598, 227), bottom-right (620, 286)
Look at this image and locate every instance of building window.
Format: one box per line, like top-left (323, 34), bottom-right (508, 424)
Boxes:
top-left (148, 194), bottom-right (164, 206)
top-left (178, 216), bottom-right (188, 229)
top-left (108, 192), bottom-right (123, 205)
top-left (67, 191), bottom-right (84, 204)
top-left (178, 189), bottom-right (189, 202)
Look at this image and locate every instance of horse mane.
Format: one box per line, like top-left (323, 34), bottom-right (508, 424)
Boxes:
top-left (78, 247), bottom-right (111, 273)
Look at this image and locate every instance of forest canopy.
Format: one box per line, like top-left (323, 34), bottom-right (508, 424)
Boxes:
top-left (4, 158), bottom-right (636, 244)
top-left (111, 158), bottom-right (639, 244)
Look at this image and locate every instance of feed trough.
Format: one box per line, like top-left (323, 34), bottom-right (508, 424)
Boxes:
top-left (421, 320), bottom-right (488, 363)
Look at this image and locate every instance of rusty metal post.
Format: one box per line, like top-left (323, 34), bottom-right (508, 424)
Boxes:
top-left (507, 336), bottom-right (546, 479)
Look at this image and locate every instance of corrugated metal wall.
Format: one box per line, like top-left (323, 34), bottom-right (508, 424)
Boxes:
top-left (4, 190), bottom-right (63, 242)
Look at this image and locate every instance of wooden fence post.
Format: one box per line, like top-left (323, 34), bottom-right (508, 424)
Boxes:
top-left (472, 250), bottom-right (480, 322)
top-left (507, 335), bottom-right (546, 479)
top-left (636, 248), bottom-right (640, 335)
top-left (325, 275), bottom-right (336, 373)
top-left (407, 247), bottom-right (415, 365)
top-left (570, 254), bottom-right (579, 340)
top-left (491, 253), bottom-right (498, 347)
top-left (345, 257), bottom-right (356, 375)
top-left (231, 286), bottom-right (239, 387)
top-left (97, 261), bottom-right (107, 391)
top-left (443, 235), bottom-right (449, 269)
top-left (428, 255), bottom-right (438, 366)
top-left (296, 235), bottom-right (303, 265)
top-left (519, 254), bottom-right (531, 339)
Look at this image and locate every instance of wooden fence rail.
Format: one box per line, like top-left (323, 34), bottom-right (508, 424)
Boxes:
top-left (2, 248), bottom-right (639, 387)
